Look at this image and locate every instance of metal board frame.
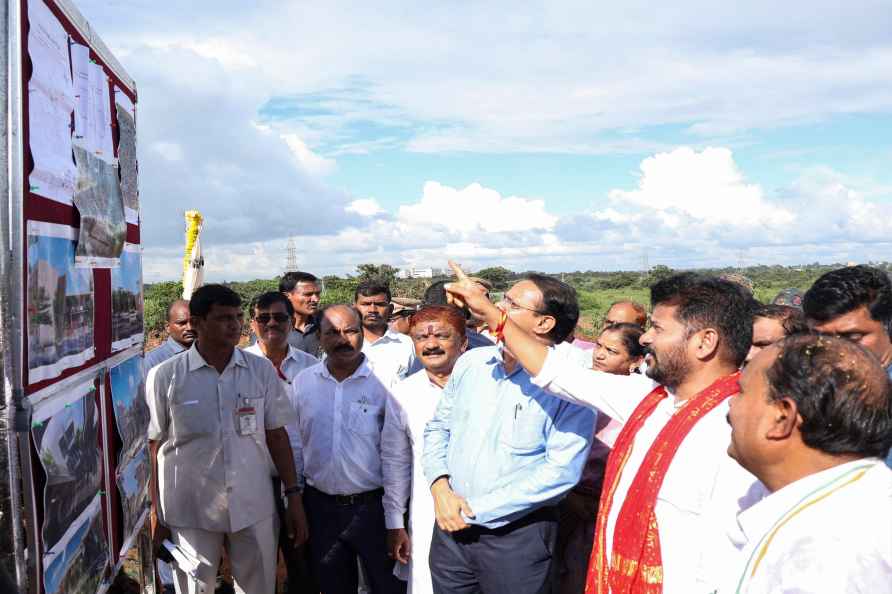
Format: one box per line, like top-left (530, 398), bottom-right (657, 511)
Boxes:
top-left (2, 0), bottom-right (140, 590)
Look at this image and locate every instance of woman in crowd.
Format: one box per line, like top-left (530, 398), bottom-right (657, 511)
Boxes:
top-left (558, 322), bottom-right (645, 594)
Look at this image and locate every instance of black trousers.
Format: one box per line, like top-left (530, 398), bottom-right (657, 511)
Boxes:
top-left (429, 507), bottom-right (559, 594)
top-left (303, 485), bottom-right (406, 594)
top-left (273, 478), bottom-right (319, 594)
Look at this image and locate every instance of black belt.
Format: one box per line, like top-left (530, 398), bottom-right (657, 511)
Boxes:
top-left (306, 485), bottom-right (384, 506)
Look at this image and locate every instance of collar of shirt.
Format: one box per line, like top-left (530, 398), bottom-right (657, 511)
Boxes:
top-left (187, 344), bottom-right (248, 373)
top-left (166, 336), bottom-right (189, 354)
top-left (316, 355), bottom-right (373, 382)
top-left (366, 329), bottom-right (409, 347)
top-left (488, 344), bottom-right (532, 380)
top-left (294, 315), bottom-right (319, 335)
top-left (735, 457), bottom-right (882, 543)
top-left (244, 342), bottom-right (305, 365)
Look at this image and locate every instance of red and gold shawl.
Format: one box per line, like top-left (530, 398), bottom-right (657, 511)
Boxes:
top-left (586, 372), bottom-right (740, 594)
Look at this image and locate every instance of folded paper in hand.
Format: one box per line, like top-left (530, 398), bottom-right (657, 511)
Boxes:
top-left (162, 539), bottom-right (201, 579)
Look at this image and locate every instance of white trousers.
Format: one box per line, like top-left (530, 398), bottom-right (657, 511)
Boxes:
top-left (171, 514), bottom-right (278, 594)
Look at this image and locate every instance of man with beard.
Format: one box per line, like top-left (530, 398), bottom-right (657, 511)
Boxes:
top-left (281, 271), bottom-right (323, 357)
top-left (724, 335), bottom-right (892, 593)
top-left (242, 292), bottom-right (318, 594)
top-left (382, 305), bottom-right (468, 594)
top-left (145, 299), bottom-right (195, 374)
top-left (355, 279), bottom-right (417, 385)
top-left (290, 305), bottom-right (406, 594)
top-left (446, 267), bottom-right (765, 594)
top-left (423, 274), bottom-right (595, 594)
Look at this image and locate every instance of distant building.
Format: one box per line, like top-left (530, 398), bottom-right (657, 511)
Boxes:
top-left (397, 266), bottom-right (445, 279)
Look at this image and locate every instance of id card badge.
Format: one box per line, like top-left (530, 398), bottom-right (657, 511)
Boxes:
top-left (236, 397), bottom-right (261, 435)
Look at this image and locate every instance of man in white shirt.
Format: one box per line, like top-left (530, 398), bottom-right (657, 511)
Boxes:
top-left (147, 284), bottom-right (308, 594)
top-left (446, 265), bottom-right (765, 594)
top-left (381, 305), bottom-right (469, 594)
top-left (355, 279), bottom-right (417, 385)
top-left (724, 334), bottom-right (892, 593)
top-left (290, 304), bottom-right (406, 594)
top-left (242, 291), bottom-right (318, 594)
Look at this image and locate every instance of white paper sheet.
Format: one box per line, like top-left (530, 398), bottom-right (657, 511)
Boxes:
top-left (88, 62), bottom-right (114, 161)
top-left (115, 95), bottom-right (139, 224)
top-left (71, 43), bottom-right (89, 143)
top-left (27, 0), bottom-right (75, 204)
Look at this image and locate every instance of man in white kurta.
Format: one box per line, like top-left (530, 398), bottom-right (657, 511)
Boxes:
top-left (381, 305), bottom-right (469, 594)
top-left (445, 268), bottom-right (766, 594)
top-left (723, 335), bottom-right (892, 594)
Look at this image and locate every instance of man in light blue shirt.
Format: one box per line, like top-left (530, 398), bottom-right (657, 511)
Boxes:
top-left (144, 299), bottom-right (194, 377)
top-left (423, 274), bottom-right (595, 594)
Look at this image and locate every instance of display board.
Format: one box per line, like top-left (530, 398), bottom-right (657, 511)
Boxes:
top-left (5, 0), bottom-right (145, 591)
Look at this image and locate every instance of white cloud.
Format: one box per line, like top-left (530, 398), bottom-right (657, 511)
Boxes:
top-left (151, 141), bottom-right (184, 162)
top-left (346, 198), bottom-right (384, 217)
top-left (397, 182), bottom-right (557, 234)
top-left (280, 133), bottom-right (336, 176)
top-left (605, 147), bottom-right (795, 227)
top-left (141, 150), bottom-right (892, 282)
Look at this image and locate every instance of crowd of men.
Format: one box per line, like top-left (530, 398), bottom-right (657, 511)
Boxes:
top-left (144, 264), bottom-right (892, 594)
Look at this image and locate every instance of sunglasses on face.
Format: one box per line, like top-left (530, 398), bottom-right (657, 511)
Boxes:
top-left (254, 312), bottom-right (292, 325)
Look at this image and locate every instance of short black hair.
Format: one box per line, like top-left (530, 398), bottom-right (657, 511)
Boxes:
top-left (279, 271), bottom-right (319, 294)
top-left (354, 278), bottom-right (391, 302)
top-left (189, 284), bottom-right (241, 317)
top-left (602, 322), bottom-right (646, 359)
top-left (423, 280), bottom-right (449, 306)
top-left (803, 265), bottom-right (892, 335)
top-left (316, 303), bottom-right (362, 332)
top-left (753, 303), bottom-right (808, 337)
top-left (766, 334), bottom-right (892, 458)
top-left (650, 272), bottom-right (752, 367)
top-left (249, 291), bottom-right (294, 318)
top-left (423, 280), bottom-right (472, 320)
top-left (524, 274), bottom-right (579, 344)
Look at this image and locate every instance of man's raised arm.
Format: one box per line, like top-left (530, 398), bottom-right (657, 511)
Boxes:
top-left (444, 262), bottom-right (653, 423)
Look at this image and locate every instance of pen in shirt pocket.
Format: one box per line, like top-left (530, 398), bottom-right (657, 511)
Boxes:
top-left (514, 403), bottom-right (522, 419)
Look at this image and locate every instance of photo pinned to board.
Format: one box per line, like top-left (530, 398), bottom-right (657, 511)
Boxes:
top-left (26, 221), bottom-right (95, 383)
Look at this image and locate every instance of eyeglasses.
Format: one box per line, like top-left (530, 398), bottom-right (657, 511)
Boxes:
top-left (499, 294), bottom-right (547, 315)
top-left (254, 312), bottom-right (292, 325)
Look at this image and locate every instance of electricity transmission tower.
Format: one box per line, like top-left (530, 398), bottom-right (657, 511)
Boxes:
top-left (285, 237), bottom-right (299, 272)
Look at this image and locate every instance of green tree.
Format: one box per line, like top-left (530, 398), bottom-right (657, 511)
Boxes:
top-left (143, 281), bottom-right (183, 336)
top-left (473, 266), bottom-right (515, 290)
top-left (356, 264), bottom-right (399, 284)
top-left (640, 265), bottom-right (675, 288)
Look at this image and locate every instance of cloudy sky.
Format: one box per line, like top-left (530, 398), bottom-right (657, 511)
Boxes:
top-left (77, 0), bottom-right (892, 282)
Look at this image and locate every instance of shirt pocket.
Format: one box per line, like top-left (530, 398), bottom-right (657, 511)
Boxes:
top-left (348, 402), bottom-right (382, 436)
top-left (502, 405), bottom-right (547, 453)
top-left (170, 400), bottom-right (216, 438)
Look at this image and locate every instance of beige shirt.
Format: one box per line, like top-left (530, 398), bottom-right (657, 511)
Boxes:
top-left (147, 345), bottom-right (297, 532)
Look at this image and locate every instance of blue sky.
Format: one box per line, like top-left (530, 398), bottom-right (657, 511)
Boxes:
top-left (74, 0), bottom-right (892, 281)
